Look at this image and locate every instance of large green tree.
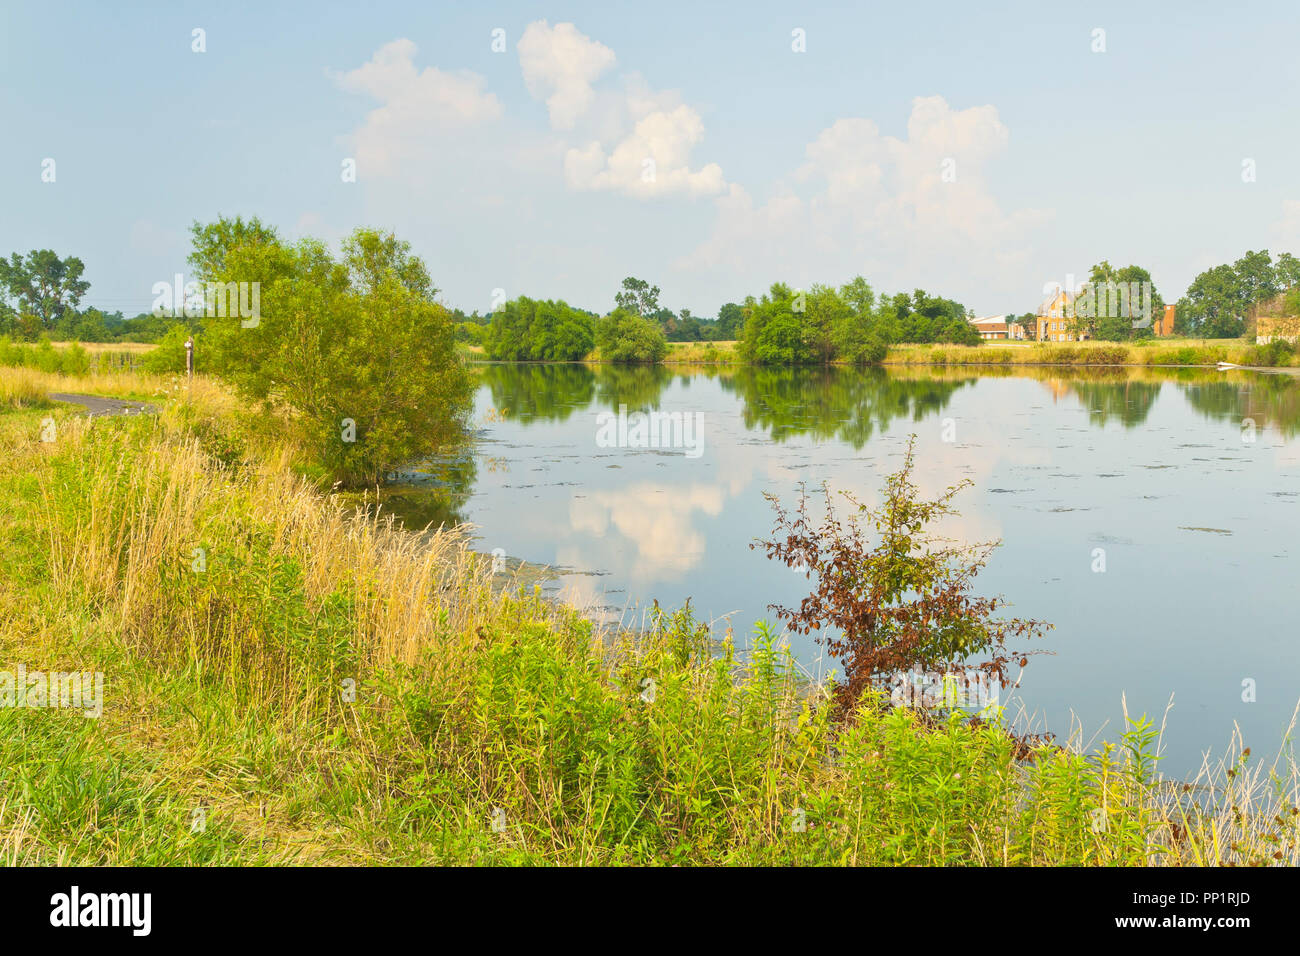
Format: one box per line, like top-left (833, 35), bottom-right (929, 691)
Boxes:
top-left (1179, 250), bottom-right (1286, 338)
top-left (879, 289), bottom-right (974, 345)
top-left (1181, 265), bottom-right (1246, 337)
top-left (1073, 261), bottom-right (1165, 341)
top-left (716, 302), bottom-right (745, 340)
top-left (0, 249), bottom-right (90, 329)
top-left (191, 218), bottom-right (473, 486)
top-left (614, 276), bottom-right (661, 317)
top-left (1275, 252), bottom-right (1300, 291)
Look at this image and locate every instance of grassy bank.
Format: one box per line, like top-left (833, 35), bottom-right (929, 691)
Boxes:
top-left (624, 338), bottom-right (1289, 369)
top-left (664, 340), bottom-right (743, 364)
top-left (884, 338), bottom-right (1297, 368)
top-left (1, 367), bottom-right (1297, 865)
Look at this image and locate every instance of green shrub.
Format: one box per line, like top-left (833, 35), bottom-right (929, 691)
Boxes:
top-left (594, 308), bottom-right (668, 363)
top-left (841, 334), bottom-right (887, 365)
top-left (485, 297), bottom-right (593, 361)
top-left (142, 325), bottom-right (192, 374)
top-left (33, 338), bottom-right (61, 373)
top-left (192, 220), bottom-right (475, 487)
top-left (59, 341), bottom-right (91, 375)
top-left (1245, 338), bottom-right (1295, 367)
top-left (0, 336), bottom-right (26, 367)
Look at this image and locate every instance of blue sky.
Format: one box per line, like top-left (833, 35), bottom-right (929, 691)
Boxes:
top-left (3, 0), bottom-right (1299, 318)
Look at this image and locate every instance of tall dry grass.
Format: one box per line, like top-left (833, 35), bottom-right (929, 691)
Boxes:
top-left (0, 366), bottom-right (54, 409)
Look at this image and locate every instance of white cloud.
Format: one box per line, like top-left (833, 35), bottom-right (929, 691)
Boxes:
top-left (518, 21), bottom-right (616, 130)
top-left (564, 105), bottom-right (726, 198)
top-left (518, 21), bottom-right (725, 200)
top-left (680, 95), bottom-right (1048, 290)
top-left (570, 481), bottom-right (727, 578)
top-left (334, 39), bottom-right (502, 176)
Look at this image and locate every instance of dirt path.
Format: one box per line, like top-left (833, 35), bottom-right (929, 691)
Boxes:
top-left (48, 393), bottom-right (157, 417)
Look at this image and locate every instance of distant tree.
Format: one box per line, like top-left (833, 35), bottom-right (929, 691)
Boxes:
top-left (1072, 261), bottom-right (1165, 341)
top-left (804, 283), bottom-right (852, 363)
top-left (1178, 250), bottom-right (1297, 338)
top-left (649, 306), bottom-right (678, 336)
top-left (741, 283), bottom-right (813, 365)
top-left (839, 276), bottom-right (876, 317)
top-left (738, 280), bottom-right (973, 359)
top-left (1184, 263), bottom-right (1250, 338)
top-left (116, 311), bottom-right (185, 343)
top-left (665, 308), bottom-right (712, 342)
top-left (595, 308), bottom-right (668, 363)
top-left (1276, 252), bottom-right (1300, 291)
top-left (940, 317), bottom-right (981, 346)
top-left (51, 307), bottom-right (113, 342)
top-left (454, 322), bottom-right (486, 346)
top-left (485, 297), bottom-right (594, 361)
top-left (0, 250), bottom-right (90, 329)
top-left (887, 289), bottom-right (972, 344)
top-left (716, 302), bottom-right (745, 340)
top-left (1232, 249), bottom-right (1279, 305)
top-left (614, 276), bottom-right (661, 317)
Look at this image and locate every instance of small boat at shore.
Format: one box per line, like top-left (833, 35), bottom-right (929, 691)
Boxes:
top-left (1216, 361), bottom-right (1241, 370)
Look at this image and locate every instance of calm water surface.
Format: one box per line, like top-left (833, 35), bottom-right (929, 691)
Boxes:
top-left (408, 364), bottom-right (1300, 775)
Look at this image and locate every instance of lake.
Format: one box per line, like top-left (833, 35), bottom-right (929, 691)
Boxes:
top-left (402, 363), bottom-right (1300, 776)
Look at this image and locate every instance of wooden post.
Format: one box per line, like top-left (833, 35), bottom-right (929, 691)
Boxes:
top-left (185, 337), bottom-right (194, 377)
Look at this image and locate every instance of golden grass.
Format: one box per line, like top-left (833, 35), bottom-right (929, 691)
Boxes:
top-left (36, 391), bottom-right (500, 689)
top-left (0, 366), bottom-right (175, 401)
top-left (883, 339), bottom-right (1268, 367)
top-left (663, 340), bottom-right (741, 364)
top-left (0, 367), bottom-right (52, 409)
top-left (49, 341), bottom-right (156, 353)
top-left (0, 799), bottom-right (37, 867)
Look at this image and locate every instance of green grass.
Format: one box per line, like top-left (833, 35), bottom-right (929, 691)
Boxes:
top-left (884, 338), bottom-right (1294, 368)
top-left (0, 367), bottom-right (1297, 866)
top-left (663, 340), bottom-right (742, 365)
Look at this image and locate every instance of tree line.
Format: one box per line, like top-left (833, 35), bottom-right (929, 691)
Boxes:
top-left (738, 279), bottom-right (977, 365)
top-left (8, 243), bottom-right (1300, 356)
top-left (482, 275), bottom-right (978, 366)
top-left (9, 229), bottom-right (1300, 489)
top-left (0, 249), bottom-right (187, 343)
